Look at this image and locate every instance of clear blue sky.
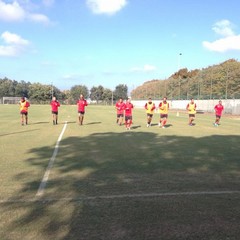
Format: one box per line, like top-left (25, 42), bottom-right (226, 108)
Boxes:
top-left (0, 0), bottom-right (240, 91)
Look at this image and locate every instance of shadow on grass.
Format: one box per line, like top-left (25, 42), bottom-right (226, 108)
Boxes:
top-left (131, 125), bottom-right (141, 129)
top-left (85, 121), bottom-right (102, 125)
top-left (0, 128), bottom-right (40, 137)
top-left (1, 132), bottom-right (240, 239)
top-left (164, 124), bottom-right (173, 128)
top-left (29, 121), bottom-right (49, 125)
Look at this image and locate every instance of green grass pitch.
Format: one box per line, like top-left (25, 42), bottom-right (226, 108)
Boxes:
top-left (0, 104), bottom-right (240, 240)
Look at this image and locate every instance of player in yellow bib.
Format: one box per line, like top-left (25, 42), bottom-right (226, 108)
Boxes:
top-left (19, 97), bottom-right (30, 125)
top-left (144, 98), bottom-right (156, 127)
top-left (158, 97), bottom-right (169, 128)
top-left (186, 98), bottom-right (197, 126)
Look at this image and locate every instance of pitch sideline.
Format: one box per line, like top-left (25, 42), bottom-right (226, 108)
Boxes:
top-left (1, 190), bottom-right (240, 203)
top-left (36, 121), bottom-right (68, 197)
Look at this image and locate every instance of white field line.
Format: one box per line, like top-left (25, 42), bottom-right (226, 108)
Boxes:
top-left (1, 190), bottom-right (240, 204)
top-left (35, 121), bottom-right (68, 198)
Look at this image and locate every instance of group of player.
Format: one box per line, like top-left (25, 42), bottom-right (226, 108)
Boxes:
top-left (115, 97), bottom-right (224, 130)
top-left (115, 97), bottom-right (134, 130)
top-left (144, 97), bottom-right (198, 128)
top-left (19, 94), bottom-right (224, 129)
top-left (115, 96), bottom-right (171, 130)
top-left (19, 94), bottom-right (88, 126)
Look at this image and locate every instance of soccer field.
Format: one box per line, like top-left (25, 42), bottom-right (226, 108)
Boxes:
top-left (0, 104), bottom-right (240, 240)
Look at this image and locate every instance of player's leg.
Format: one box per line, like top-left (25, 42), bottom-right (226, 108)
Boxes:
top-left (119, 115), bottom-right (123, 126)
top-left (189, 115), bottom-right (195, 125)
top-left (162, 116), bottom-right (167, 128)
top-left (149, 115), bottom-right (152, 126)
top-left (21, 113), bottom-right (24, 125)
top-left (129, 116), bottom-right (132, 129)
top-left (78, 112), bottom-right (82, 125)
top-left (125, 116), bottom-right (130, 130)
top-left (215, 115), bottom-right (220, 126)
top-left (79, 116), bottom-right (83, 125)
top-left (125, 116), bottom-right (128, 129)
top-left (25, 113), bottom-right (28, 125)
top-left (55, 112), bottom-right (58, 125)
top-left (80, 112), bottom-right (84, 125)
top-left (159, 115), bottom-right (164, 127)
top-left (147, 114), bottom-right (151, 127)
top-left (52, 113), bottom-right (56, 125)
top-left (127, 120), bottom-right (131, 130)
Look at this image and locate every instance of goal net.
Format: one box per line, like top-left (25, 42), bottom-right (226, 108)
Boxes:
top-left (2, 97), bottom-right (22, 104)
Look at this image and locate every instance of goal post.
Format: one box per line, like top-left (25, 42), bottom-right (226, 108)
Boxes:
top-left (2, 97), bottom-right (22, 104)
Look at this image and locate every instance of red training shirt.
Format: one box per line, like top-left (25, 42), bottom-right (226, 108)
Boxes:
top-left (116, 102), bottom-right (125, 114)
top-left (50, 100), bottom-right (60, 112)
top-left (214, 104), bottom-right (224, 116)
top-left (124, 102), bottom-right (134, 116)
top-left (77, 99), bottom-right (88, 112)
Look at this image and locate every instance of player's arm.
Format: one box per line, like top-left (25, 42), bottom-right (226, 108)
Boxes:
top-left (159, 102), bottom-right (164, 110)
top-left (151, 104), bottom-right (156, 111)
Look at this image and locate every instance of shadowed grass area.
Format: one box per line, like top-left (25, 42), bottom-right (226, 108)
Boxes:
top-left (0, 104), bottom-right (240, 239)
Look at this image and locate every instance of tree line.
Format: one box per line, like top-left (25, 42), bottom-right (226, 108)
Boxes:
top-left (2, 59), bottom-right (239, 103)
top-left (0, 78), bottom-right (128, 104)
top-left (131, 59), bottom-right (240, 100)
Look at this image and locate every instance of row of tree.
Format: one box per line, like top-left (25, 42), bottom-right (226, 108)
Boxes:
top-left (1, 59), bottom-right (239, 103)
top-left (131, 59), bottom-right (240, 100)
top-left (0, 78), bottom-right (128, 104)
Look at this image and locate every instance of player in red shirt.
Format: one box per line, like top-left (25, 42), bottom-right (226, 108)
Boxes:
top-left (50, 96), bottom-right (60, 125)
top-left (19, 97), bottom-right (30, 125)
top-left (77, 94), bottom-right (88, 125)
top-left (214, 100), bottom-right (224, 126)
top-left (124, 98), bottom-right (134, 130)
top-left (115, 98), bottom-right (125, 126)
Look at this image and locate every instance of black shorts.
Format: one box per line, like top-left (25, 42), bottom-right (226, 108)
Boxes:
top-left (125, 116), bottom-right (132, 121)
top-left (189, 114), bottom-right (195, 118)
top-left (147, 113), bottom-right (153, 117)
top-left (52, 111), bottom-right (58, 115)
top-left (78, 111), bottom-right (85, 115)
top-left (160, 114), bottom-right (168, 118)
top-left (20, 111), bottom-right (28, 116)
top-left (117, 114), bottom-right (124, 118)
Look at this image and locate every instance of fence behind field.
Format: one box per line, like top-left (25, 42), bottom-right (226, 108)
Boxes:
top-left (131, 99), bottom-right (240, 115)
